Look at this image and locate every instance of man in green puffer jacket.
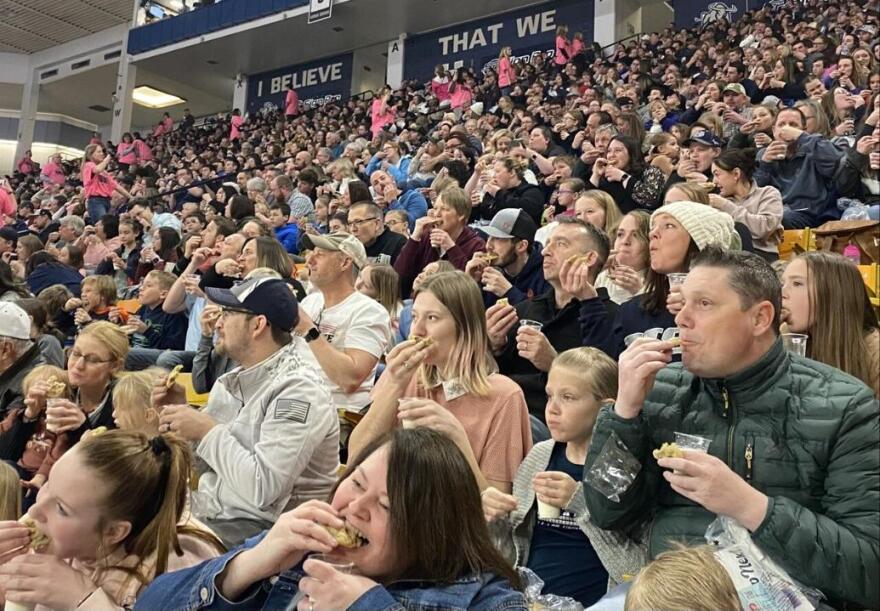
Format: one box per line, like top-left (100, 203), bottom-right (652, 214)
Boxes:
top-left (584, 247), bottom-right (879, 609)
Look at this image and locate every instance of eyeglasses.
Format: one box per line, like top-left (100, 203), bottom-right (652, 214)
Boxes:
top-left (385, 219), bottom-right (406, 227)
top-left (70, 350), bottom-right (114, 366)
top-left (348, 217), bottom-right (380, 229)
top-left (219, 306), bottom-right (254, 319)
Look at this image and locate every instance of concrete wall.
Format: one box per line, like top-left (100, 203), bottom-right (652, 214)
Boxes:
top-left (351, 42), bottom-right (388, 96)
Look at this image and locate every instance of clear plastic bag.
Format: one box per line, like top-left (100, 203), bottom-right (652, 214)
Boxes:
top-left (518, 567), bottom-right (584, 610)
top-left (584, 431), bottom-right (642, 503)
top-left (705, 517), bottom-right (824, 611)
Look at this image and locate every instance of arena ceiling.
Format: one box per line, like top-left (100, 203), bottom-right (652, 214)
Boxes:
top-left (0, 0), bottom-right (133, 54)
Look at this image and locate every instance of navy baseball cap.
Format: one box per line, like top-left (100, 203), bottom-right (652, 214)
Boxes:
top-left (0, 227), bottom-right (17, 244)
top-left (684, 131), bottom-right (723, 148)
top-left (205, 277), bottom-right (299, 332)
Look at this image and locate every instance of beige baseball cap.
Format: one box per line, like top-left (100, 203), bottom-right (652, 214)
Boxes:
top-left (301, 232), bottom-right (368, 270)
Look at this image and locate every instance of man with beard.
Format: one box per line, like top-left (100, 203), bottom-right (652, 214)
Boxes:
top-left (155, 277), bottom-right (339, 548)
top-left (465, 209), bottom-right (548, 306)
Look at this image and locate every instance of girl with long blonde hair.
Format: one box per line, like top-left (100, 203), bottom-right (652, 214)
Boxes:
top-left (350, 271), bottom-right (532, 493)
top-left (0, 430), bottom-right (224, 608)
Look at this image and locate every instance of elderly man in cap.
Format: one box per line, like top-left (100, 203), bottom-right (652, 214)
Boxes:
top-left (296, 232), bottom-right (391, 409)
top-left (0, 302), bottom-right (45, 416)
top-left (154, 277), bottom-right (338, 547)
top-left (466, 208), bottom-right (548, 306)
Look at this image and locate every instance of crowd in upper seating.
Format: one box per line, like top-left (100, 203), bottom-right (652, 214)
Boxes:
top-left (0, 0), bottom-right (878, 608)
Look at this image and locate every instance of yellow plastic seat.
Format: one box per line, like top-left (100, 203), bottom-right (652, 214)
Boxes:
top-left (177, 372), bottom-right (209, 407)
top-left (858, 264), bottom-right (878, 298)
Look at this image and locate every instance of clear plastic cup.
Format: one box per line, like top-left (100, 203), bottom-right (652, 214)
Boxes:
top-left (667, 273), bottom-right (688, 286)
top-left (45, 398), bottom-right (66, 433)
top-left (674, 432), bottom-right (712, 453)
top-left (398, 398), bottom-right (418, 429)
top-left (309, 553), bottom-right (355, 574)
top-left (782, 333), bottom-right (808, 357)
top-left (519, 319), bottom-right (543, 331)
top-left (536, 499), bottom-right (561, 520)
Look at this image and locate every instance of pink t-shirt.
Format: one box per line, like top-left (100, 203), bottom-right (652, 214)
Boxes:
top-left (41, 162), bottom-right (65, 185)
top-left (370, 98), bottom-right (395, 137)
top-left (555, 36), bottom-right (570, 65)
top-left (382, 373), bottom-right (533, 485)
top-left (498, 56), bottom-right (516, 88)
top-left (230, 115), bottom-right (244, 140)
top-left (134, 139), bottom-right (152, 161)
top-left (82, 161), bottom-right (117, 198)
top-left (571, 38), bottom-right (584, 58)
top-left (0, 190), bottom-right (16, 227)
top-left (162, 116), bottom-right (173, 133)
top-left (16, 158), bottom-right (35, 175)
top-left (117, 142), bottom-right (137, 164)
top-left (431, 77), bottom-right (451, 101)
top-left (285, 89), bottom-right (299, 115)
top-left (449, 83), bottom-right (473, 110)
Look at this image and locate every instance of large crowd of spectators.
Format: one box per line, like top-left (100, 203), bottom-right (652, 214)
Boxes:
top-left (0, 0), bottom-right (878, 608)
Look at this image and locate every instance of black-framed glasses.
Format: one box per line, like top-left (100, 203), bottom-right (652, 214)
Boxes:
top-left (348, 217), bottom-right (380, 229)
top-left (219, 306), bottom-right (254, 318)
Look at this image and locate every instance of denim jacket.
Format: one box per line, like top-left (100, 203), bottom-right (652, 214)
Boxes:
top-left (135, 534), bottom-right (527, 611)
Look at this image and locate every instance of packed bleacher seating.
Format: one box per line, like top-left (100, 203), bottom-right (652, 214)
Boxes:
top-left (0, 0), bottom-right (878, 608)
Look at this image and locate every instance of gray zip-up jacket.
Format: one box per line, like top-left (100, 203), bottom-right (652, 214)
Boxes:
top-left (491, 440), bottom-right (646, 588)
top-left (192, 338), bottom-right (339, 526)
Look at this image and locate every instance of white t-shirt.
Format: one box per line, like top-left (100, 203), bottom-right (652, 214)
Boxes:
top-left (298, 291), bottom-right (391, 409)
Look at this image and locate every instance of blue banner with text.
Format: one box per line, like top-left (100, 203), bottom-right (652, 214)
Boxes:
top-left (246, 53), bottom-right (353, 116)
top-left (403, 0), bottom-right (594, 83)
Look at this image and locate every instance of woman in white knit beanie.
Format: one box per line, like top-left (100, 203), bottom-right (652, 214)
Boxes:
top-left (579, 200), bottom-right (739, 360)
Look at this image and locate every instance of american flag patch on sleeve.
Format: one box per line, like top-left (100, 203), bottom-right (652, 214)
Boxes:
top-left (274, 399), bottom-right (311, 423)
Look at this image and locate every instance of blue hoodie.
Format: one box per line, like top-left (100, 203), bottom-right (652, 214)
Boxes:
top-left (27, 262), bottom-right (82, 297)
top-left (274, 222), bottom-right (300, 254)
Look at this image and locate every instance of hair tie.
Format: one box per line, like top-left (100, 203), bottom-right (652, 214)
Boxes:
top-left (149, 435), bottom-right (170, 456)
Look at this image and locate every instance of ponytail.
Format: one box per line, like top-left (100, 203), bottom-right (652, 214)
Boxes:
top-left (78, 430), bottom-right (223, 585)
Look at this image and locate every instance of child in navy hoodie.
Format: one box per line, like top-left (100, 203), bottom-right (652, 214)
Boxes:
top-left (126, 270), bottom-right (187, 350)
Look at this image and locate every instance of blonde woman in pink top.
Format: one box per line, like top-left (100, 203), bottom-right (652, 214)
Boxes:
top-left (555, 25), bottom-right (570, 67)
top-left (81, 144), bottom-right (130, 222)
top-left (0, 430), bottom-right (224, 610)
top-left (229, 109), bottom-right (244, 141)
top-left (351, 271), bottom-right (533, 494)
top-left (498, 47), bottom-right (517, 96)
top-left (371, 87), bottom-right (396, 137)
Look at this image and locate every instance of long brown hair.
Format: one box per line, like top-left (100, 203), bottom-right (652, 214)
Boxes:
top-left (77, 431), bottom-right (224, 586)
top-left (799, 252), bottom-right (879, 391)
top-left (338, 429), bottom-right (521, 588)
top-left (642, 239), bottom-right (701, 314)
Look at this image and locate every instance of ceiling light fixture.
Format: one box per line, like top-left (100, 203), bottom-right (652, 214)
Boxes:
top-left (132, 85), bottom-right (185, 108)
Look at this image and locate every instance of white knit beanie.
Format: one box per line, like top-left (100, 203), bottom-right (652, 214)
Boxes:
top-left (652, 201), bottom-right (739, 251)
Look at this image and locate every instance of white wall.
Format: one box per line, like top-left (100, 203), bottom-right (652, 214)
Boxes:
top-left (351, 42), bottom-right (389, 96)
